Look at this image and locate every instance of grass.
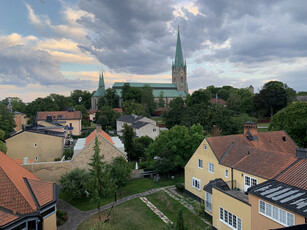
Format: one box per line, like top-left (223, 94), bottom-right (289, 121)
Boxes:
top-left (77, 190), bottom-right (209, 230)
top-left (257, 122), bottom-right (270, 133)
top-left (77, 197), bottom-right (166, 230)
top-left (147, 191), bottom-right (210, 230)
top-left (60, 175), bottom-right (184, 211)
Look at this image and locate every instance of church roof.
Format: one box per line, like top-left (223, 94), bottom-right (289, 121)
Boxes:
top-left (93, 72), bottom-right (106, 97)
top-left (112, 82), bottom-right (187, 98)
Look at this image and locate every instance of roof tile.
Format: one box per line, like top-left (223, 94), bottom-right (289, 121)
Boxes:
top-left (37, 111), bottom-right (81, 120)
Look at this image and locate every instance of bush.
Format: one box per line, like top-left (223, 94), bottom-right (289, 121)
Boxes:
top-left (175, 183), bottom-right (185, 193)
top-left (56, 210), bottom-right (68, 226)
top-left (54, 158), bottom-right (61, 161)
top-left (59, 168), bottom-right (91, 201)
top-left (63, 147), bottom-right (74, 160)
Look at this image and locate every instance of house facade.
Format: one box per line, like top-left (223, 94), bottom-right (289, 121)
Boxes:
top-left (117, 115), bottom-right (160, 139)
top-left (5, 129), bottom-right (66, 162)
top-left (185, 122), bottom-right (304, 230)
top-left (0, 151), bottom-right (58, 229)
top-left (36, 111), bottom-right (82, 136)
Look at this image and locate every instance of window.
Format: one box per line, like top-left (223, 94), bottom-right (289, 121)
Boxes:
top-left (34, 143), bottom-right (38, 147)
top-left (208, 163), bottom-right (214, 173)
top-left (192, 177), bottom-right (201, 190)
top-left (205, 192), bottom-right (212, 212)
top-left (244, 175), bottom-right (257, 191)
top-left (219, 207), bottom-right (242, 230)
top-left (203, 144), bottom-right (207, 150)
top-left (198, 159), bottom-right (203, 169)
top-left (225, 169), bottom-right (229, 178)
top-left (35, 157), bottom-right (38, 161)
top-left (259, 199), bottom-right (295, 227)
top-left (153, 128), bottom-right (156, 132)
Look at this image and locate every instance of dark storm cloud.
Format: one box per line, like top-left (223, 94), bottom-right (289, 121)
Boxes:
top-left (77, 0), bottom-right (176, 74)
top-left (0, 45), bottom-right (94, 89)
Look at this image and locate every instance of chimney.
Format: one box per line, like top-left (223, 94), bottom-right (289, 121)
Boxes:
top-left (96, 125), bottom-right (102, 133)
top-left (296, 148), bottom-right (307, 159)
top-left (244, 122), bottom-right (258, 141)
top-left (23, 157), bottom-right (28, 164)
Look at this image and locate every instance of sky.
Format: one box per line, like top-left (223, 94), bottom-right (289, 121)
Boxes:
top-left (0, 0), bottom-right (307, 102)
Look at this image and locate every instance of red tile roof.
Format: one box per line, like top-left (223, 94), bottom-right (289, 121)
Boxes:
top-left (277, 159), bottom-right (307, 190)
top-left (0, 210), bottom-right (18, 226)
top-left (37, 111), bottom-right (81, 120)
top-left (207, 131), bottom-right (298, 179)
top-left (85, 129), bottom-right (114, 146)
top-left (0, 151), bottom-right (56, 226)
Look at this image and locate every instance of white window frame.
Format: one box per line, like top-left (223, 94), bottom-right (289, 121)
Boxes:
top-left (205, 192), bottom-right (212, 213)
top-left (258, 199), bottom-right (295, 227)
top-left (198, 159), bottom-right (203, 169)
top-left (219, 207), bottom-right (242, 230)
top-left (244, 175), bottom-right (258, 191)
top-left (225, 169), bottom-right (229, 178)
top-left (208, 163), bottom-right (214, 174)
top-left (192, 177), bottom-right (201, 191)
top-left (203, 144), bottom-right (207, 150)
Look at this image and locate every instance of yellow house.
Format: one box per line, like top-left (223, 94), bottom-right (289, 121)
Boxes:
top-left (0, 151), bottom-right (58, 230)
top-left (185, 122), bottom-right (300, 230)
top-left (36, 111), bottom-right (82, 136)
top-left (6, 129), bottom-right (66, 162)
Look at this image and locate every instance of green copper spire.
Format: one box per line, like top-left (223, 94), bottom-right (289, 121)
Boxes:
top-left (93, 72), bottom-right (106, 97)
top-left (174, 26), bottom-right (184, 70)
top-left (98, 72), bottom-right (105, 89)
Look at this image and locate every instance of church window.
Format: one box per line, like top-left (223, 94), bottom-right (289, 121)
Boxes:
top-left (181, 77), bottom-right (183, 83)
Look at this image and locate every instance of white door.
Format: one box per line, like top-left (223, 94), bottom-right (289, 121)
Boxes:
top-left (244, 175), bottom-right (257, 191)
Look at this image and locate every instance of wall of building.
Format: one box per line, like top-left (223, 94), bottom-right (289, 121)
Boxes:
top-left (249, 194), bottom-right (305, 230)
top-left (185, 138), bottom-right (232, 202)
top-left (43, 212), bottom-right (57, 230)
top-left (135, 124), bottom-right (160, 139)
top-left (232, 169), bottom-right (267, 192)
top-left (38, 119), bottom-right (81, 136)
top-left (6, 131), bottom-right (64, 162)
top-left (212, 188), bottom-right (251, 230)
top-left (139, 117), bottom-right (156, 126)
top-left (22, 161), bottom-right (72, 183)
top-left (116, 120), bottom-right (127, 135)
top-left (14, 113), bottom-right (28, 132)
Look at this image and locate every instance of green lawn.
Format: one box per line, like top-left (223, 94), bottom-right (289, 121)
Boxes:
top-left (257, 122), bottom-right (270, 133)
top-left (60, 175), bottom-right (184, 211)
top-left (77, 191), bottom-right (209, 230)
top-left (147, 191), bottom-right (210, 230)
top-left (77, 197), bottom-right (166, 230)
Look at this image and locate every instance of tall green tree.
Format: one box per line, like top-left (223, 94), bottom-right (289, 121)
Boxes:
top-left (71, 90), bottom-right (92, 110)
top-left (187, 89), bottom-right (210, 106)
top-left (25, 97), bottom-right (60, 117)
top-left (141, 85), bottom-right (156, 116)
top-left (122, 101), bottom-right (145, 116)
top-left (98, 106), bottom-right (121, 130)
top-left (47, 94), bottom-right (73, 110)
top-left (98, 88), bottom-right (119, 109)
top-left (0, 129), bottom-right (7, 153)
top-left (1, 97), bottom-right (26, 113)
top-left (134, 136), bottom-right (154, 160)
top-left (88, 137), bottom-right (115, 221)
top-left (0, 103), bottom-right (15, 138)
top-left (269, 102), bottom-right (307, 147)
top-left (122, 123), bottom-right (136, 161)
top-left (107, 157), bottom-right (131, 191)
top-left (164, 98), bottom-right (185, 129)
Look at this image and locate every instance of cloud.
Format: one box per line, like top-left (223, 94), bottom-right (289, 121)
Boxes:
top-left (0, 45), bottom-right (94, 89)
top-left (77, 0), bottom-right (177, 74)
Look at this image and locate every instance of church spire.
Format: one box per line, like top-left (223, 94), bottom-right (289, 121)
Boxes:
top-left (174, 26), bottom-right (184, 69)
top-left (98, 72), bottom-right (105, 90)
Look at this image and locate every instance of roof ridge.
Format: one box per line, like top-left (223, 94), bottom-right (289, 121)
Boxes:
top-left (23, 178), bottom-right (40, 209)
top-left (219, 142), bottom-right (234, 163)
top-left (273, 158), bottom-right (302, 180)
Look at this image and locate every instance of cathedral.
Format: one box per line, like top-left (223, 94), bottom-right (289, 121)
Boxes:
top-left (91, 27), bottom-right (188, 110)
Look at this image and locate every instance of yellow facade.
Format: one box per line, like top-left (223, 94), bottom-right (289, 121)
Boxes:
top-left (43, 212), bottom-right (57, 230)
top-left (212, 188), bottom-right (251, 230)
top-left (38, 119), bottom-right (81, 136)
top-left (6, 131), bottom-right (64, 162)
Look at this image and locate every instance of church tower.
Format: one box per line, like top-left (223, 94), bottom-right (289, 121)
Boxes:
top-left (91, 72), bottom-right (106, 111)
top-left (172, 26), bottom-right (188, 94)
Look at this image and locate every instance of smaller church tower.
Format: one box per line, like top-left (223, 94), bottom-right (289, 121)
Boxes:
top-left (172, 26), bottom-right (188, 94)
top-left (91, 72), bottom-right (106, 111)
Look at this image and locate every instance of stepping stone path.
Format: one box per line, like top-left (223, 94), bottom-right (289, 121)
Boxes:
top-left (162, 186), bottom-right (212, 226)
top-left (140, 197), bottom-right (173, 224)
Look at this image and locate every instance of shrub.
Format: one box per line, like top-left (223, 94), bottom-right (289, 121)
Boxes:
top-left (59, 168), bottom-right (91, 201)
top-left (175, 183), bottom-right (185, 193)
top-left (63, 147), bottom-right (74, 160)
top-left (56, 210), bottom-right (68, 226)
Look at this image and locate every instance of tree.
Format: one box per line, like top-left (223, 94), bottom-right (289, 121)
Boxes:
top-left (254, 81), bottom-right (295, 117)
top-left (147, 124), bottom-right (204, 173)
top-left (71, 90), bottom-right (92, 110)
top-left (158, 92), bottom-right (165, 108)
top-left (134, 136), bottom-right (154, 160)
top-left (122, 83), bottom-right (142, 103)
top-left (0, 129), bottom-right (7, 153)
top-left (122, 123), bottom-right (136, 161)
top-left (187, 89), bottom-right (210, 106)
top-left (59, 168), bottom-right (91, 201)
top-left (0, 103), bottom-right (15, 138)
top-left (269, 102), bottom-right (307, 147)
top-left (1, 97), bottom-right (26, 113)
top-left (107, 157), bottom-right (131, 190)
top-left (74, 104), bottom-right (90, 127)
top-left (47, 94), bottom-right (73, 110)
top-left (98, 106), bottom-right (121, 130)
top-left (122, 101), bottom-right (145, 116)
top-left (96, 115), bottom-right (109, 130)
top-left (25, 97), bottom-right (60, 118)
top-left (141, 85), bottom-right (156, 116)
top-left (88, 137), bottom-right (116, 221)
top-left (98, 88), bottom-right (120, 109)
top-left (227, 88), bottom-right (253, 114)
top-left (164, 98), bottom-right (185, 129)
